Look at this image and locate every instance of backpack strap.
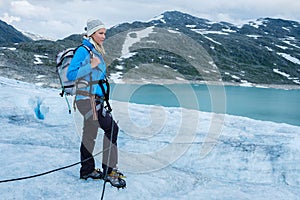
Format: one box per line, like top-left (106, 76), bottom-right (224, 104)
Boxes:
top-left (73, 46), bottom-right (112, 119)
top-left (76, 44), bottom-right (92, 55)
top-left (98, 78), bottom-right (112, 112)
top-left (76, 78), bottom-right (112, 113)
top-left (72, 45), bottom-right (92, 113)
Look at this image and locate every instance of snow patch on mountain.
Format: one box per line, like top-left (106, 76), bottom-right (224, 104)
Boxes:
top-left (277, 53), bottom-right (300, 65)
top-left (22, 31), bottom-right (54, 41)
top-left (121, 26), bottom-right (154, 56)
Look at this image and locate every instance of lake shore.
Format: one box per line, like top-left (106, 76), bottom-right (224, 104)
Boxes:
top-left (110, 78), bottom-right (300, 90)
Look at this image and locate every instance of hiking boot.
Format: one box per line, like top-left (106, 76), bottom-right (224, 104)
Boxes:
top-left (104, 169), bottom-right (126, 188)
top-left (111, 168), bottom-right (126, 179)
top-left (80, 168), bottom-right (103, 180)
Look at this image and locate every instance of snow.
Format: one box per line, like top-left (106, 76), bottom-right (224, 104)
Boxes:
top-left (282, 27), bottom-right (290, 32)
top-left (147, 14), bottom-right (165, 23)
top-left (115, 65), bottom-right (124, 70)
top-left (34, 54), bottom-right (48, 65)
top-left (201, 34), bottom-right (222, 45)
top-left (121, 27), bottom-right (154, 57)
top-left (272, 68), bottom-right (300, 85)
top-left (273, 68), bottom-right (290, 78)
top-left (191, 29), bottom-right (229, 35)
top-left (36, 75), bottom-right (46, 79)
top-left (186, 24), bottom-right (196, 28)
top-left (231, 75), bottom-right (240, 80)
top-left (167, 29), bottom-right (180, 34)
top-left (22, 31), bottom-right (54, 41)
top-left (109, 72), bottom-right (124, 83)
top-left (239, 80), bottom-right (253, 87)
top-left (0, 76), bottom-right (300, 199)
top-left (277, 53), bottom-right (300, 65)
top-left (265, 46), bottom-right (273, 51)
top-left (115, 26), bottom-right (155, 83)
top-left (111, 27), bottom-right (155, 82)
top-left (276, 45), bottom-right (289, 50)
top-left (282, 40), bottom-right (300, 49)
top-left (246, 35), bottom-right (261, 39)
top-left (222, 28), bottom-right (236, 33)
top-left (175, 77), bottom-right (185, 81)
top-left (248, 19), bottom-right (266, 29)
top-left (120, 52), bottom-right (137, 60)
top-left (191, 29), bottom-right (223, 45)
top-left (0, 47), bottom-right (16, 51)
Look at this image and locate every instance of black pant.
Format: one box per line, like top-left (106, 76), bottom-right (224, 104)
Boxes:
top-left (76, 99), bottom-right (119, 176)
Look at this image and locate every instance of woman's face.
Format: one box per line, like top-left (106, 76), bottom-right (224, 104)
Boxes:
top-left (91, 28), bottom-right (106, 45)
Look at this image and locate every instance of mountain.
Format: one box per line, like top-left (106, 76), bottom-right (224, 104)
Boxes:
top-left (105, 11), bottom-right (300, 86)
top-left (22, 31), bottom-right (54, 41)
top-left (0, 20), bottom-right (32, 43)
top-left (0, 11), bottom-right (299, 88)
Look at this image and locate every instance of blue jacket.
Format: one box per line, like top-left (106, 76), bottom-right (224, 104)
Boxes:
top-left (67, 39), bottom-right (107, 101)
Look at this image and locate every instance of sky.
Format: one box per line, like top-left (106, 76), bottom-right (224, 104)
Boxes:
top-left (0, 0), bottom-right (300, 40)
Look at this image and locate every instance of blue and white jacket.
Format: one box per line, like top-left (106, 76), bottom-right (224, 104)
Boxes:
top-left (67, 38), bottom-right (107, 101)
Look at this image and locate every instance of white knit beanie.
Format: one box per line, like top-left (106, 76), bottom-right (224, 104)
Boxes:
top-left (85, 19), bottom-right (105, 37)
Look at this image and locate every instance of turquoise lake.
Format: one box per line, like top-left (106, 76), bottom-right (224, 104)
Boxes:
top-left (110, 84), bottom-right (300, 126)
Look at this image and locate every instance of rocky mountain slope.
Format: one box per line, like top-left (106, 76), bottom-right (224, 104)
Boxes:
top-left (0, 11), bottom-right (299, 88)
top-left (0, 20), bottom-right (32, 43)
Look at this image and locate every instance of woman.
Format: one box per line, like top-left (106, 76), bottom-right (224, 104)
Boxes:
top-left (67, 18), bottom-right (125, 188)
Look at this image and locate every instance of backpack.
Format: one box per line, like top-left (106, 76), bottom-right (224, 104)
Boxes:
top-left (56, 45), bottom-right (112, 114)
top-left (56, 45), bottom-right (91, 97)
top-left (56, 45), bottom-right (91, 113)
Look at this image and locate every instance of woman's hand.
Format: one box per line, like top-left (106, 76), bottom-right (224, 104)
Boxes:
top-left (91, 55), bottom-right (100, 68)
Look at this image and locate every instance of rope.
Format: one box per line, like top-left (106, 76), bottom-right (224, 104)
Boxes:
top-left (101, 181), bottom-right (107, 200)
top-left (100, 111), bottom-right (115, 200)
top-left (0, 149), bottom-right (104, 183)
top-left (1, 106), bottom-right (120, 200)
